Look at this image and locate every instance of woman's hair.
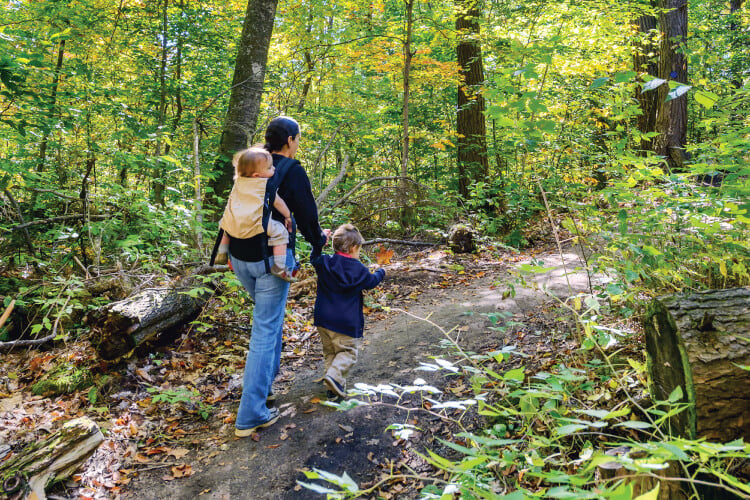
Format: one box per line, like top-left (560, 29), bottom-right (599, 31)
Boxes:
top-left (232, 147), bottom-right (272, 178)
top-left (332, 224), bottom-right (364, 254)
top-left (264, 116), bottom-right (300, 152)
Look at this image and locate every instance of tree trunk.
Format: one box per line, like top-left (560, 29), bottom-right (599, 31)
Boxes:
top-left (86, 273), bottom-right (217, 360)
top-left (208, 0), bottom-right (279, 206)
top-left (643, 287), bottom-right (750, 442)
top-left (152, 0), bottom-right (170, 206)
top-left (654, 0), bottom-right (688, 170)
top-left (36, 39), bottom-right (66, 177)
top-left (456, 0), bottom-right (489, 199)
top-left (399, 0), bottom-right (415, 228)
top-left (632, 6), bottom-right (659, 153)
top-left (729, 0), bottom-right (745, 90)
top-left (0, 418), bottom-right (103, 500)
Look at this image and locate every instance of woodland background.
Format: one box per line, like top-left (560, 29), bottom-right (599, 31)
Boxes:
top-left (1, 0), bottom-right (749, 498)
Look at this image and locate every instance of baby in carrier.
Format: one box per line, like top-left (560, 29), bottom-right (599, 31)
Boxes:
top-left (216, 147), bottom-right (296, 282)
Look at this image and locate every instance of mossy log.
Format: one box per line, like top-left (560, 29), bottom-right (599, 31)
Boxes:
top-left (0, 417), bottom-right (103, 500)
top-left (644, 287), bottom-right (750, 442)
top-left (31, 364), bottom-right (92, 398)
top-left (86, 274), bottom-right (216, 360)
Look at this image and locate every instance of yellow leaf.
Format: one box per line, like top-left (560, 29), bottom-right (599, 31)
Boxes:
top-left (719, 260), bottom-right (728, 278)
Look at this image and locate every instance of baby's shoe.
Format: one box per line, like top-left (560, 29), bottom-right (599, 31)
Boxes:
top-left (271, 264), bottom-right (297, 283)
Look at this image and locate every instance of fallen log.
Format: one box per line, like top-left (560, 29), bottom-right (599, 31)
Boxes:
top-left (86, 271), bottom-right (219, 360)
top-left (643, 287), bottom-right (750, 442)
top-left (0, 417), bottom-right (103, 500)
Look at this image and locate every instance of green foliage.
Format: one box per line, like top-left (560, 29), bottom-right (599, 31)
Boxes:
top-left (303, 305), bottom-right (750, 499)
top-left (147, 386), bottom-right (214, 421)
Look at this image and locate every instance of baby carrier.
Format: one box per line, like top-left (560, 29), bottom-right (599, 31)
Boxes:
top-left (210, 156), bottom-right (297, 273)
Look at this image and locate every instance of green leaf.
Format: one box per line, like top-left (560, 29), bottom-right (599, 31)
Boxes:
top-left (615, 420), bottom-right (652, 429)
top-left (668, 385), bottom-right (683, 403)
top-left (656, 442), bottom-right (689, 461)
top-left (641, 78), bottom-right (666, 92)
top-left (665, 85), bottom-right (691, 102)
top-left (556, 424), bottom-right (587, 436)
top-left (694, 90), bottom-right (719, 109)
top-left (590, 77), bottom-right (609, 89)
top-left (634, 484), bottom-right (660, 500)
top-left (503, 367), bottom-right (525, 382)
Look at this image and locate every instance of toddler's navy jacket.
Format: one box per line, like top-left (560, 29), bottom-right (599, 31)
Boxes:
top-left (312, 253), bottom-right (385, 338)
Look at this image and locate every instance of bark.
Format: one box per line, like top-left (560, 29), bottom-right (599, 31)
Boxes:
top-left (729, 0), bottom-right (745, 90)
top-left (456, 0), bottom-right (489, 198)
top-left (633, 8), bottom-right (659, 153)
top-left (654, 0), bottom-right (688, 170)
top-left (86, 274), bottom-right (216, 360)
top-left (0, 418), bottom-right (104, 500)
top-left (208, 0), bottom-right (279, 205)
top-left (643, 287), bottom-right (750, 442)
top-left (448, 223), bottom-right (476, 253)
top-left (152, 0), bottom-right (169, 206)
top-left (36, 39), bottom-right (66, 177)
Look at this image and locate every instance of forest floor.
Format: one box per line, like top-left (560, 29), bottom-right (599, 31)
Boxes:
top-left (1, 232), bottom-right (618, 500)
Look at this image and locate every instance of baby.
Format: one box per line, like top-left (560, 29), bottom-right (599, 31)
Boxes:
top-left (216, 147), bottom-right (295, 282)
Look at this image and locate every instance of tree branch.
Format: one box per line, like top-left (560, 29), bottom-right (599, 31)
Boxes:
top-left (8, 214), bottom-right (108, 232)
top-left (316, 154), bottom-right (348, 207)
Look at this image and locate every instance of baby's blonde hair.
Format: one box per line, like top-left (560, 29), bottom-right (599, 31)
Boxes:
top-left (232, 147), bottom-right (272, 179)
top-left (332, 224), bottom-right (364, 254)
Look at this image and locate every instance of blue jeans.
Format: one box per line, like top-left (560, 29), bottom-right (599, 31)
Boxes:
top-left (231, 250), bottom-right (293, 430)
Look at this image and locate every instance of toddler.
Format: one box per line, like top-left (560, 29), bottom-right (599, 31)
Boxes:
top-left (312, 224), bottom-right (385, 397)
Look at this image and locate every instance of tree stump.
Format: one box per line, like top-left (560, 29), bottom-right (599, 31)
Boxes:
top-left (86, 274), bottom-right (216, 360)
top-left (0, 418), bottom-right (103, 500)
top-left (643, 287), bottom-right (750, 441)
top-left (448, 224), bottom-right (476, 253)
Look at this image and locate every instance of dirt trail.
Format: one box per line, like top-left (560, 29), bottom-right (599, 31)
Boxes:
top-left (121, 247), bottom-right (597, 499)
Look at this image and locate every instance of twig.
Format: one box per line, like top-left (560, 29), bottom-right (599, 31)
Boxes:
top-left (537, 181), bottom-right (572, 296)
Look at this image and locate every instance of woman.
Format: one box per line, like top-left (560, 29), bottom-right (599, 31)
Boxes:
top-left (229, 116), bottom-right (329, 436)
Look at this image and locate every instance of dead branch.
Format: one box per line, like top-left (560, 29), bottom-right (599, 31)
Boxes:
top-left (321, 175), bottom-right (430, 214)
top-left (363, 238), bottom-right (437, 247)
top-left (0, 297), bottom-right (68, 350)
top-left (8, 214), bottom-right (109, 232)
top-left (316, 154), bottom-right (348, 207)
top-left (0, 299), bottom-right (15, 330)
top-left (30, 188), bottom-right (80, 201)
top-left (311, 122), bottom-right (344, 173)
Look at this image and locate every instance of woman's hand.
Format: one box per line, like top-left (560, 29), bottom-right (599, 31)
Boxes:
top-left (323, 228), bottom-right (332, 245)
top-left (284, 217), bottom-right (293, 232)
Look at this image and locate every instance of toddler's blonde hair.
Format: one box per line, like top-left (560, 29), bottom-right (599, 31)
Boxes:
top-left (332, 224), bottom-right (364, 254)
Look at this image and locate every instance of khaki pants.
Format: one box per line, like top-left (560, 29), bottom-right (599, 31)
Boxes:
top-left (317, 326), bottom-right (358, 389)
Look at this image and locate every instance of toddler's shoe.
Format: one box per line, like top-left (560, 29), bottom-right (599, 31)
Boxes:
top-left (324, 376), bottom-right (346, 398)
top-left (271, 264), bottom-right (298, 283)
